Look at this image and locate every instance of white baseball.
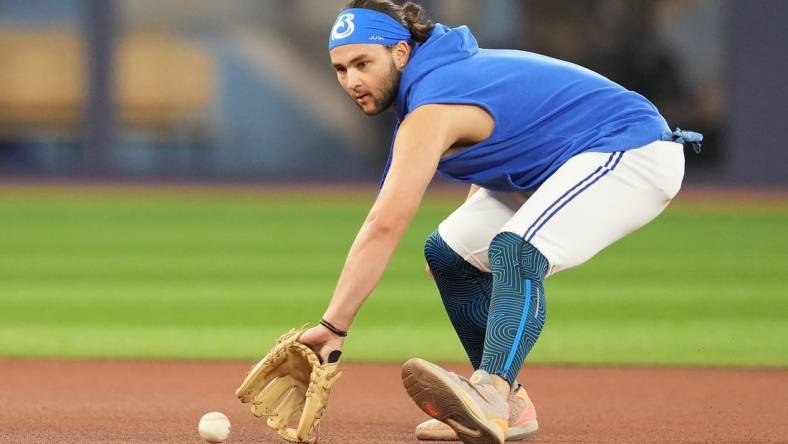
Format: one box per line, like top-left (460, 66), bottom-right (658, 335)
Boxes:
top-left (198, 411), bottom-right (231, 443)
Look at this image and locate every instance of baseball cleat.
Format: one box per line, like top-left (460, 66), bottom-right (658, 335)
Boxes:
top-left (402, 358), bottom-right (508, 444)
top-left (506, 384), bottom-right (539, 439)
top-left (415, 383), bottom-right (538, 441)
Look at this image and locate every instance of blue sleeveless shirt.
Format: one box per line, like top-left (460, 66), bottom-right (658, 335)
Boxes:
top-left (386, 24), bottom-right (674, 192)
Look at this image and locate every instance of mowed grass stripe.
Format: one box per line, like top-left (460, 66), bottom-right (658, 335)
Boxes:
top-left (0, 187), bottom-right (786, 367)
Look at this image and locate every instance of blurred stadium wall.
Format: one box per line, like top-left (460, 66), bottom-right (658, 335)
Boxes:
top-left (0, 0), bottom-right (785, 185)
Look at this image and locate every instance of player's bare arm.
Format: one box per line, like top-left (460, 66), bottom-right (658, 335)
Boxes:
top-left (299, 104), bottom-right (493, 361)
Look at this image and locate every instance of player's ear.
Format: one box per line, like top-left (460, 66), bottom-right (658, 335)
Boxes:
top-left (391, 41), bottom-right (411, 71)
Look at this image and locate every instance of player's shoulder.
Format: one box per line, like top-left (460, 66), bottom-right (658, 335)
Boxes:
top-left (402, 104), bottom-right (494, 147)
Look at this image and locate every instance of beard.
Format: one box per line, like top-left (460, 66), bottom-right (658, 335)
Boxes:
top-left (361, 60), bottom-right (401, 116)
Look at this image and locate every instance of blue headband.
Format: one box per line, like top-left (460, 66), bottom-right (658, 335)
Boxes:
top-left (328, 8), bottom-right (412, 51)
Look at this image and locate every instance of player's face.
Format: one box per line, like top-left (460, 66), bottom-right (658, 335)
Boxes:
top-left (330, 44), bottom-right (401, 116)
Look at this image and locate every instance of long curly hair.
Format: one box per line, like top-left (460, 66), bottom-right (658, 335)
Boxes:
top-left (343, 0), bottom-right (434, 43)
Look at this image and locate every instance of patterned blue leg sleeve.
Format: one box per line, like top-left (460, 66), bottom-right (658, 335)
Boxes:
top-left (480, 232), bottom-right (548, 385)
top-left (424, 230), bottom-right (491, 369)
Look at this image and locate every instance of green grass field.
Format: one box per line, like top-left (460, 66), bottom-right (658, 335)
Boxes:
top-left (1, 185), bottom-right (786, 367)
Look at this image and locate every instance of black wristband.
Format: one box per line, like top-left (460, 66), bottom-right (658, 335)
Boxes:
top-left (320, 318), bottom-right (348, 337)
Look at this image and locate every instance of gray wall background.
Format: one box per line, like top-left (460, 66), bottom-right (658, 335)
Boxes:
top-left (726, 0), bottom-right (788, 186)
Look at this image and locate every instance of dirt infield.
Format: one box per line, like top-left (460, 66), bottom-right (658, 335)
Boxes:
top-left (2, 359), bottom-right (786, 443)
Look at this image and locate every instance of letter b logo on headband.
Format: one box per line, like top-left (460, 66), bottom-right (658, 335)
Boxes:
top-left (331, 13), bottom-right (355, 40)
top-left (328, 8), bottom-right (412, 50)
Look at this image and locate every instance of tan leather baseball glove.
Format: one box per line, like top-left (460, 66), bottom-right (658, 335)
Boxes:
top-left (236, 326), bottom-right (342, 443)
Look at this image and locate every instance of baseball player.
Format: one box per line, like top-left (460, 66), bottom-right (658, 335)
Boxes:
top-left (270, 1), bottom-right (702, 443)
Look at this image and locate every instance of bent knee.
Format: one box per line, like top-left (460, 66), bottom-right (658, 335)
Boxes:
top-left (489, 232), bottom-right (549, 279)
top-left (424, 230), bottom-right (454, 272)
top-left (425, 230), bottom-right (488, 275)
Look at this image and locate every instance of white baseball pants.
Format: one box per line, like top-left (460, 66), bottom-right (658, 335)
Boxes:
top-left (437, 140), bottom-right (685, 277)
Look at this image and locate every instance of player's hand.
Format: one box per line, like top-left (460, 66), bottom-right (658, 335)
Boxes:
top-left (425, 263), bottom-right (434, 279)
top-left (299, 324), bottom-right (345, 364)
